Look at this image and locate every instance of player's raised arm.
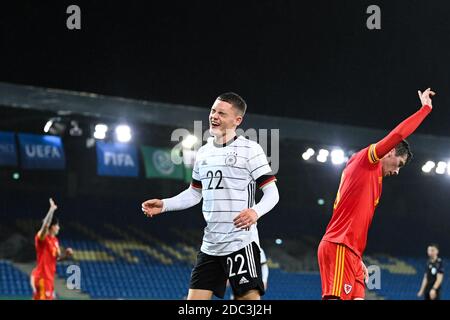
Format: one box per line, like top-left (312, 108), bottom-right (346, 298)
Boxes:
top-left (37, 198), bottom-right (58, 240)
top-left (369, 88), bottom-right (434, 162)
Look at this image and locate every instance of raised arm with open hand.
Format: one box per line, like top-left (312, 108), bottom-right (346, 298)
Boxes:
top-left (38, 198), bottom-right (58, 240)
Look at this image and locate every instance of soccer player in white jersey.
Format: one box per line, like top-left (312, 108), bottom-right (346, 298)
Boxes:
top-left (142, 92), bottom-right (279, 300)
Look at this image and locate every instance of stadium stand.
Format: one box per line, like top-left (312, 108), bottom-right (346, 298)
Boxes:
top-left (1, 207), bottom-right (448, 300)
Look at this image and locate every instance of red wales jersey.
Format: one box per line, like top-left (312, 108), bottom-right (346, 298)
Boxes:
top-left (322, 145), bottom-right (382, 257)
top-left (321, 105), bottom-right (432, 257)
top-left (34, 233), bottom-right (59, 281)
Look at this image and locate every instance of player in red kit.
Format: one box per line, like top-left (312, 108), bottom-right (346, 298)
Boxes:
top-left (318, 88), bottom-right (435, 300)
top-left (32, 198), bottom-right (73, 300)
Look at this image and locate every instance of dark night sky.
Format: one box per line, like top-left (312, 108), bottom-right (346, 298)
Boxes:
top-left (1, 0), bottom-right (449, 136)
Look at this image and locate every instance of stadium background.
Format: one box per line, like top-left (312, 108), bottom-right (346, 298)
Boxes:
top-left (1, 0), bottom-right (449, 300)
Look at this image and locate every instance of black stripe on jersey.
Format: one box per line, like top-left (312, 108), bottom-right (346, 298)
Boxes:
top-left (213, 135), bottom-right (239, 148)
top-left (203, 154), bottom-right (250, 160)
top-left (248, 153), bottom-right (265, 162)
top-left (203, 210), bottom-right (241, 213)
top-left (200, 176), bottom-right (247, 181)
top-left (252, 183), bottom-right (255, 207)
top-left (203, 239), bottom-right (243, 244)
top-left (250, 183), bottom-right (253, 207)
top-left (256, 175), bottom-right (276, 189)
top-left (207, 221), bottom-right (235, 223)
top-left (247, 182), bottom-right (256, 208)
top-left (250, 164), bottom-right (271, 174)
top-left (191, 178), bottom-right (202, 189)
top-left (203, 199), bottom-right (246, 202)
top-left (205, 230), bottom-right (244, 234)
top-left (247, 184), bottom-right (251, 208)
top-left (199, 164), bottom-right (248, 170)
top-left (202, 187), bottom-right (246, 192)
top-left (204, 249), bottom-right (236, 254)
top-left (250, 183), bottom-right (254, 207)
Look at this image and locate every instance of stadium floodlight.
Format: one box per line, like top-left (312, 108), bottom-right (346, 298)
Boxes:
top-left (422, 161), bottom-right (435, 173)
top-left (94, 124), bottom-right (108, 140)
top-left (302, 147), bottom-right (315, 161)
top-left (436, 167), bottom-right (445, 175)
top-left (306, 148), bottom-right (315, 156)
top-left (425, 161), bottom-right (435, 169)
top-left (93, 131), bottom-right (105, 139)
top-left (435, 161), bottom-right (446, 175)
top-left (115, 124), bottom-right (132, 142)
top-left (182, 134), bottom-right (198, 149)
top-left (275, 239), bottom-right (283, 245)
top-left (317, 149), bottom-right (329, 163)
top-left (44, 117), bottom-right (65, 134)
top-left (44, 119), bottom-right (54, 133)
top-left (331, 149), bottom-right (345, 165)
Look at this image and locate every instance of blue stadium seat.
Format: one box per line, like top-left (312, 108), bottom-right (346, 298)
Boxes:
top-left (0, 261), bottom-right (33, 298)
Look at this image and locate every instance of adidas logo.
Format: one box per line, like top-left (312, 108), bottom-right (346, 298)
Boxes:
top-left (201, 160), bottom-right (207, 165)
top-left (239, 276), bottom-right (249, 285)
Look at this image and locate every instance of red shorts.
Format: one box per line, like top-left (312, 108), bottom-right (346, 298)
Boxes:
top-left (317, 240), bottom-right (365, 300)
top-left (33, 277), bottom-right (55, 300)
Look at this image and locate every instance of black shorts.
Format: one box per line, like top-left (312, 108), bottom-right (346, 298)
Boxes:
top-left (189, 241), bottom-right (265, 299)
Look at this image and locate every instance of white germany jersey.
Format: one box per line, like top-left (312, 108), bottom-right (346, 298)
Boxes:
top-left (192, 135), bottom-right (273, 256)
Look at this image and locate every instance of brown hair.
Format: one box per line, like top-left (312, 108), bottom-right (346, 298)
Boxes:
top-left (217, 92), bottom-right (247, 116)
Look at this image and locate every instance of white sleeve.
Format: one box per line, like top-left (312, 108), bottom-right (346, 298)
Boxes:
top-left (251, 182), bottom-right (279, 219)
top-left (192, 152), bottom-right (201, 182)
top-left (247, 143), bottom-right (272, 180)
top-left (162, 186), bottom-right (202, 212)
